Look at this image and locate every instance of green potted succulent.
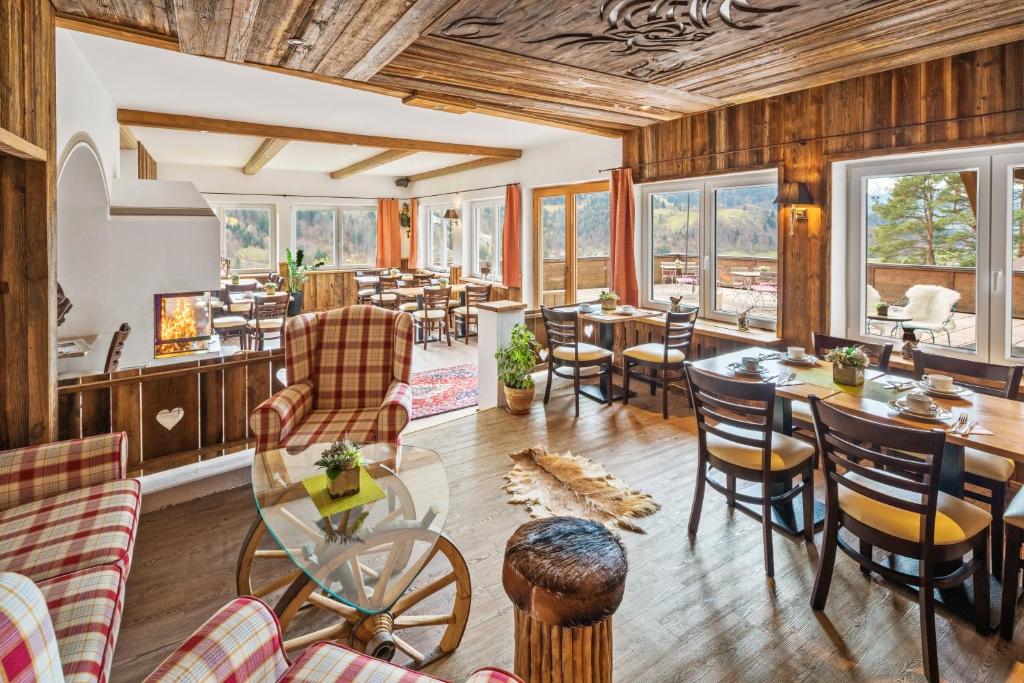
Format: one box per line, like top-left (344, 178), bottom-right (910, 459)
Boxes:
top-left (825, 346), bottom-right (869, 386)
top-left (495, 323), bottom-right (541, 414)
top-left (315, 439), bottom-right (364, 498)
top-left (598, 290), bottom-right (618, 312)
top-left (230, 272), bottom-right (240, 285)
top-left (875, 300), bottom-right (889, 317)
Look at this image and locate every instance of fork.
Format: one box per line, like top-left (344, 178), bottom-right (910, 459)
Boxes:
top-left (949, 412), bottom-right (968, 434)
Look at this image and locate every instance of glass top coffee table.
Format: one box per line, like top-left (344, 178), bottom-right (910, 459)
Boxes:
top-left (236, 442), bottom-right (470, 668)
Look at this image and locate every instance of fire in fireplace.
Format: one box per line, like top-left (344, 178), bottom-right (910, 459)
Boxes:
top-left (154, 291), bottom-right (213, 357)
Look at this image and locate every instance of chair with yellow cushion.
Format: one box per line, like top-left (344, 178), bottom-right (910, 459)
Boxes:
top-left (1001, 490), bottom-right (1024, 640)
top-left (808, 397), bottom-right (990, 682)
top-left (370, 275), bottom-right (401, 310)
top-left (355, 270), bottom-right (378, 305)
top-left (911, 349), bottom-right (1022, 577)
top-left (453, 283), bottom-right (491, 344)
top-left (623, 306), bottom-right (697, 419)
top-left (541, 306), bottom-right (613, 417)
top-left (412, 286), bottom-right (452, 350)
top-left (684, 364), bottom-right (816, 578)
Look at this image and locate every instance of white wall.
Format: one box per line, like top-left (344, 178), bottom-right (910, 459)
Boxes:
top-left (409, 135), bottom-right (622, 305)
top-left (159, 163), bottom-right (405, 265)
top-left (56, 29), bottom-right (119, 186)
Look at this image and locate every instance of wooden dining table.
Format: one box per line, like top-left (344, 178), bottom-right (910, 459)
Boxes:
top-left (573, 306), bottom-right (660, 403)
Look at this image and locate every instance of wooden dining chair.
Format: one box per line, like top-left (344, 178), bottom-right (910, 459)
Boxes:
top-left (790, 332), bottom-right (895, 434)
top-left (103, 323), bottom-right (131, 373)
top-left (912, 348), bottom-right (1023, 577)
top-left (246, 293), bottom-right (289, 350)
top-left (622, 306), bottom-right (697, 419)
top-left (225, 283), bottom-right (257, 318)
top-left (370, 275), bottom-right (401, 310)
top-left (412, 286), bottom-right (451, 349)
top-left (808, 396), bottom-right (990, 682)
top-left (453, 283), bottom-right (491, 344)
top-left (684, 364), bottom-right (816, 577)
top-left (397, 275), bottom-right (435, 314)
top-left (355, 270), bottom-right (377, 304)
top-left (540, 306), bottom-right (613, 417)
top-left (1001, 490), bottom-right (1024, 640)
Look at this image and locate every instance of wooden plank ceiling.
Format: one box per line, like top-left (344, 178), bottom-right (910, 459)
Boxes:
top-left (53, 0), bottom-right (1024, 139)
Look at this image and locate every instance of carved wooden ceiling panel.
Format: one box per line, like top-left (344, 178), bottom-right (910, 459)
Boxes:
top-left (51, 0), bottom-right (1024, 136)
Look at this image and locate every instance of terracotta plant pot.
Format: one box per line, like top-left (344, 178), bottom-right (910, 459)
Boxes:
top-left (328, 467), bottom-right (360, 499)
top-left (832, 364), bottom-right (864, 386)
top-left (504, 385), bottom-right (535, 414)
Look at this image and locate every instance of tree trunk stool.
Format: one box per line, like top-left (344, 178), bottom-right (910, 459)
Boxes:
top-left (502, 517), bottom-right (627, 683)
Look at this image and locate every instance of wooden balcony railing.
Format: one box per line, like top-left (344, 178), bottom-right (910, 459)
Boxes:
top-left (57, 350), bottom-right (284, 476)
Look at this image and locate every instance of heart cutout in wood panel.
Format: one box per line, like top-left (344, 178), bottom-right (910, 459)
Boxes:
top-left (155, 407), bottom-right (184, 431)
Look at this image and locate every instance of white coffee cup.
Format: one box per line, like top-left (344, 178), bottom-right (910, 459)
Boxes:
top-left (741, 356), bottom-right (760, 371)
top-left (621, 305), bottom-right (635, 314)
top-left (926, 374), bottom-right (954, 392)
top-left (787, 346), bottom-right (805, 360)
top-left (905, 391), bottom-right (932, 412)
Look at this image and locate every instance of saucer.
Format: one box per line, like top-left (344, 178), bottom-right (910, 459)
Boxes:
top-left (779, 354), bottom-right (818, 366)
top-left (728, 362), bottom-right (767, 376)
top-left (887, 398), bottom-right (952, 421)
top-left (914, 381), bottom-right (972, 398)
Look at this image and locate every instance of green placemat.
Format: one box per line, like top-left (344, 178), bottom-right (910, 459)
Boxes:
top-left (302, 468), bottom-right (386, 518)
top-left (795, 364), bottom-right (906, 403)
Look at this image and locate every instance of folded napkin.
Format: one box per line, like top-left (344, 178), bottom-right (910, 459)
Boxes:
top-left (776, 380), bottom-right (804, 387)
top-left (947, 423), bottom-right (994, 436)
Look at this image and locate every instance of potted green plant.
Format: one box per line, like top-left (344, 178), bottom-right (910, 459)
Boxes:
top-left (495, 323), bottom-right (540, 414)
top-left (230, 272), bottom-right (240, 286)
top-left (598, 290), bottom-right (618, 312)
top-left (285, 248), bottom-right (309, 316)
top-left (875, 300), bottom-right (889, 317)
top-left (825, 346), bottom-right (869, 386)
top-left (315, 439), bottom-right (364, 498)
top-left (264, 281), bottom-right (278, 295)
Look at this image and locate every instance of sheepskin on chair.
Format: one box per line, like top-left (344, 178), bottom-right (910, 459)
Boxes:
top-left (899, 284), bottom-right (960, 341)
top-left (504, 446), bottom-right (661, 533)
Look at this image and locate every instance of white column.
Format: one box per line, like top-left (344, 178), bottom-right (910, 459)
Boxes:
top-left (477, 301), bottom-right (527, 411)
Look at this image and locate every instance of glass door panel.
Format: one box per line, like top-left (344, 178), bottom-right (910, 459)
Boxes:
top-left (574, 191), bottom-right (611, 303)
top-left (540, 195), bottom-right (567, 307)
top-left (863, 170), bottom-right (978, 352)
top-left (650, 189), bottom-right (700, 306)
top-left (1010, 166), bottom-right (1024, 358)
top-left (712, 185), bottom-right (778, 322)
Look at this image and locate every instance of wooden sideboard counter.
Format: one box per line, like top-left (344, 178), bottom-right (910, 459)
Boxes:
top-left (298, 269), bottom-right (361, 312)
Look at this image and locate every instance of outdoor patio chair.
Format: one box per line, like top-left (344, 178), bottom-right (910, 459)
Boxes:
top-left (892, 284), bottom-right (960, 345)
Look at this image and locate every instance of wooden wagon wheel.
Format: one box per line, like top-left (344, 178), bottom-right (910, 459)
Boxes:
top-left (236, 478), bottom-right (418, 600)
top-left (273, 531), bottom-right (470, 670)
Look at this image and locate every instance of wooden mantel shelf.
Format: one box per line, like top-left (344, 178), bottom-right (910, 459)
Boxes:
top-left (0, 127), bottom-right (47, 162)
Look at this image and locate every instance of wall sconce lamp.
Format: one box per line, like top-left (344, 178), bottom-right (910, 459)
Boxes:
top-left (773, 182), bottom-right (814, 237)
top-left (443, 208), bottom-right (460, 231)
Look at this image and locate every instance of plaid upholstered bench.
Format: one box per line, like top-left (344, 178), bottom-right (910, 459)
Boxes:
top-left (144, 596), bottom-right (522, 682)
top-left (0, 433), bottom-right (140, 682)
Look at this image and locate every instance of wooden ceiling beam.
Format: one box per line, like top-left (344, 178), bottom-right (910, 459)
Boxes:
top-left (344, 0), bottom-right (460, 81)
top-left (329, 149), bottom-right (416, 180)
top-left (242, 138), bottom-right (289, 175)
top-left (225, 0), bottom-right (266, 63)
top-left (117, 109), bottom-right (523, 158)
top-left (406, 156), bottom-right (513, 184)
top-left (119, 125), bottom-right (138, 150)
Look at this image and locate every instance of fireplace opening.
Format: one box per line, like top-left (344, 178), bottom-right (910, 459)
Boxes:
top-left (154, 291), bottom-right (212, 357)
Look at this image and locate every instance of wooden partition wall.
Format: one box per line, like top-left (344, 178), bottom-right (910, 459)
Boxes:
top-left (0, 1), bottom-right (56, 449)
top-left (622, 41), bottom-right (1024, 347)
top-left (58, 351), bottom-right (284, 476)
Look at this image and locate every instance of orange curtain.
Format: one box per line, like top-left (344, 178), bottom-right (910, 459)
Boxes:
top-left (609, 168), bottom-right (639, 307)
top-left (501, 184), bottom-right (522, 289)
top-left (376, 198), bottom-right (401, 268)
top-left (408, 198), bottom-right (419, 269)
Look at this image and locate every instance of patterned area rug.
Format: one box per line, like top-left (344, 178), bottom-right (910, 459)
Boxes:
top-left (410, 363), bottom-right (479, 419)
top-left (504, 446), bottom-right (661, 533)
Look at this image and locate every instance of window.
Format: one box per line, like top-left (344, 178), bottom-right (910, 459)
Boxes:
top-left (844, 145), bottom-right (1024, 363)
top-left (470, 199), bottom-right (504, 279)
top-left (292, 205), bottom-right (377, 268)
top-left (641, 170), bottom-right (779, 328)
top-left (220, 205), bottom-right (275, 272)
top-left (426, 206), bottom-right (455, 269)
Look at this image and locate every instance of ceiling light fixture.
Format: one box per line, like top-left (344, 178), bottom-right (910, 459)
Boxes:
top-left (286, 37), bottom-right (309, 47)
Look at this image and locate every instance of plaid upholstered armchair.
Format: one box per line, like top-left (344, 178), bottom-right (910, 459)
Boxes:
top-left (251, 305), bottom-right (414, 452)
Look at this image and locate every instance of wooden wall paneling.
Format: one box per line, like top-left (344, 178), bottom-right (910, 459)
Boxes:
top-left (137, 142), bottom-right (157, 179)
top-left (140, 363), bottom-right (200, 460)
top-left (79, 372), bottom-right (112, 436)
top-left (57, 378), bottom-right (81, 441)
top-left (245, 351), bottom-right (271, 439)
top-left (199, 357), bottom-right (224, 454)
top-left (111, 368), bottom-right (142, 471)
top-left (223, 359), bottom-right (248, 445)
top-left (623, 41), bottom-right (1024, 347)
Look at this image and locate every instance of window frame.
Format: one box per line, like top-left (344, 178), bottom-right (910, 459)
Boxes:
top-left (843, 151), bottom-right (993, 361)
top-left (424, 203), bottom-right (455, 270)
top-left (640, 169), bottom-right (779, 330)
top-left (216, 202), bottom-right (277, 274)
top-left (468, 197), bottom-right (505, 281)
top-left (291, 203), bottom-right (378, 269)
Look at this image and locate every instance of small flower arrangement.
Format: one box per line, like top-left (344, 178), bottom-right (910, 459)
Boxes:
top-left (315, 439), bottom-right (364, 498)
top-left (230, 272), bottom-right (240, 285)
top-left (875, 301), bottom-right (889, 316)
top-left (264, 281), bottom-right (278, 295)
top-left (598, 290), bottom-right (618, 311)
top-left (825, 346), bottom-right (868, 386)
top-left (389, 267), bottom-right (401, 276)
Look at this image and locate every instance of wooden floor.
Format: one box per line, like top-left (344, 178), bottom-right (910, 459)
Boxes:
top-left (112, 378), bottom-right (1023, 682)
